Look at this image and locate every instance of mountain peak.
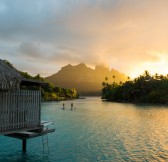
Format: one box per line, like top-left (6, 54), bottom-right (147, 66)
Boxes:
top-left (76, 63), bottom-right (87, 68)
top-left (65, 64), bottom-right (72, 67)
top-left (45, 63), bottom-right (128, 93)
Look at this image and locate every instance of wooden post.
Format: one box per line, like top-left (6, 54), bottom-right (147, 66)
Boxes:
top-left (22, 139), bottom-right (27, 152)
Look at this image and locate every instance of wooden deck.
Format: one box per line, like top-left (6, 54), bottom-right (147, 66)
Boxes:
top-left (5, 121), bottom-right (55, 152)
top-left (6, 128), bottom-right (55, 140)
top-left (5, 121), bottom-right (55, 139)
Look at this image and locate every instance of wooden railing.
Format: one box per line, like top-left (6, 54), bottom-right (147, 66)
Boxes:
top-left (0, 90), bottom-right (41, 133)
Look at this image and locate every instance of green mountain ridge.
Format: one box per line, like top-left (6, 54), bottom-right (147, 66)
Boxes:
top-left (45, 63), bottom-right (128, 94)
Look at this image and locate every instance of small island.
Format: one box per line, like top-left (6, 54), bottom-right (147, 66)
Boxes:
top-left (102, 71), bottom-right (168, 104)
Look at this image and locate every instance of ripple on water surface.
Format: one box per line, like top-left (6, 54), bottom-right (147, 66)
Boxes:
top-left (1, 97), bottom-right (168, 161)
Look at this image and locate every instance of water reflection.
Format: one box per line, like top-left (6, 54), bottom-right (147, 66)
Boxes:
top-left (1, 97), bottom-right (168, 161)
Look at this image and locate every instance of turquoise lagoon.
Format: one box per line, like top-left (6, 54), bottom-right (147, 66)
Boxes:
top-left (0, 97), bottom-right (168, 161)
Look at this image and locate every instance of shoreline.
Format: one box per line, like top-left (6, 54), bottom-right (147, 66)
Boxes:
top-left (102, 99), bottom-right (168, 105)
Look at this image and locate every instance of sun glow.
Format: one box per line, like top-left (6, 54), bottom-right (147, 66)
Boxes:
top-left (129, 50), bottom-right (168, 79)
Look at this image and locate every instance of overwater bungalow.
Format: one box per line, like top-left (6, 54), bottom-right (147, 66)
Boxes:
top-left (0, 59), bottom-right (54, 152)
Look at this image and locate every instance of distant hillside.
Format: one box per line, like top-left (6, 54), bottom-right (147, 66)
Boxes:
top-left (45, 63), bottom-right (128, 94)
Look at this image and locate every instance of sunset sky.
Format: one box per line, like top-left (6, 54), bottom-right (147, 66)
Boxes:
top-left (0, 0), bottom-right (168, 78)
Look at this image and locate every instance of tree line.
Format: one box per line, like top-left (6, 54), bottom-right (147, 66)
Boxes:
top-left (102, 71), bottom-right (168, 104)
top-left (4, 60), bottom-right (78, 101)
top-left (21, 72), bottom-right (78, 101)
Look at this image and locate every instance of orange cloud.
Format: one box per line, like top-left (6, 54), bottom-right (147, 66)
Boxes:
top-left (1, 0), bottom-right (168, 77)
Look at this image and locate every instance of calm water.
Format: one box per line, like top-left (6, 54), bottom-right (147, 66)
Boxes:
top-left (1, 97), bottom-right (168, 161)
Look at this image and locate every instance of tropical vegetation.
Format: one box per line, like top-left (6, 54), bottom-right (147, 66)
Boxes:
top-left (102, 71), bottom-right (168, 104)
top-left (4, 60), bottom-right (78, 101)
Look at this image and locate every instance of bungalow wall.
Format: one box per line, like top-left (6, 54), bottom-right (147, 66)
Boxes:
top-left (0, 90), bottom-right (41, 134)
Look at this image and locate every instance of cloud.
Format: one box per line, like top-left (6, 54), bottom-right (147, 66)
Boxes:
top-left (0, 0), bottom-right (168, 77)
top-left (19, 42), bottom-right (41, 58)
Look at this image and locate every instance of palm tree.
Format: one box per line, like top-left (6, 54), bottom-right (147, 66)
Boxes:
top-left (105, 77), bottom-right (108, 81)
top-left (102, 77), bottom-right (109, 87)
top-left (159, 75), bottom-right (164, 80)
top-left (144, 70), bottom-right (151, 81)
top-left (144, 70), bottom-right (150, 77)
top-left (102, 82), bottom-right (106, 87)
top-left (166, 74), bottom-right (168, 79)
top-left (119, 81), bottom-right (123, 85)
top-left (112, 75), bottom-right (116, 83)
top-left (155, 73), bottom-right (159, 80)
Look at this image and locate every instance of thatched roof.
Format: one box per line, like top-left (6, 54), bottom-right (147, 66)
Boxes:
top-left (0, 59), bottom-right (21, 90)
